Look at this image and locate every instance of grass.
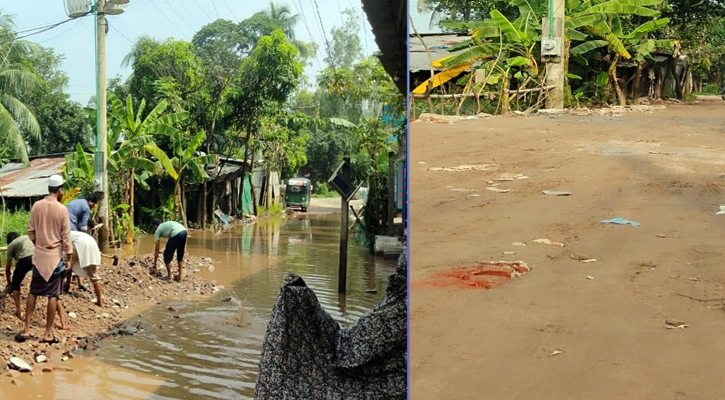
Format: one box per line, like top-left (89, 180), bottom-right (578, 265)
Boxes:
top-left (0, 209), bottom-right (30, 246)
top-left (258, 203), bottom-right (285, 216)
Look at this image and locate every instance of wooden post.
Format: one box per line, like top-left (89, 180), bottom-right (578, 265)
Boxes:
top-left (338, 157), bottom-right (351, 294)
top-left (387, 151), bottom-right (395, 235)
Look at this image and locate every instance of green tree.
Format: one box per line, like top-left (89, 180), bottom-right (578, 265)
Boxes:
top-left (0, 10), bottom-right (41, 163)
top-left (325, 8), bottom-right (363, 69)
top-left (226, 29), bottom-right (303, 195)
top-left (17, 48), bottom-right (91, 155)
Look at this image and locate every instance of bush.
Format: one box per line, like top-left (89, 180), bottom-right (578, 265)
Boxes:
top-left (701, 83), bottom-right (721, 95)
top-left (312, 182), bottom-right (339, 198)
top-left (0, 209), bottom-right (31, 246)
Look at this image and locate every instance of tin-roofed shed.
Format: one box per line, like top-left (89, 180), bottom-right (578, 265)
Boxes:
top-left (0, 155), bottom-right (66, 208)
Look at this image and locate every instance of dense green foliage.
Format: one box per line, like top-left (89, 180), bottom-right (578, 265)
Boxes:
top-left (0, 3), bottom-right (403, 242)
top-left (416, 0), bottom-right (725, 110)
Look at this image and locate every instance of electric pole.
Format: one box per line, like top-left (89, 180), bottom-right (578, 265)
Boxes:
top-left (95, 0), bottom-right (110, 252)
top-left (544, 0), bottom-right (566, 109)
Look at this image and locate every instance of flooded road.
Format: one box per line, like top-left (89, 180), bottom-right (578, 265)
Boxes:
top-left (1, 213), bottom-right (396, 399)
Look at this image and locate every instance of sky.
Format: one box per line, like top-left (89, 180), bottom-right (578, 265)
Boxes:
top-left (3, 0), bottom-right (381, 105)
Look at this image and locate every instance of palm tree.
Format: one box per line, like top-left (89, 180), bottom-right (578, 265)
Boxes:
top-left (0, 9), bottom-right (41, 164)
top-left (264, 2), bottom-right (300, 39)
top-left (262, 2), bottom-right (312, 58)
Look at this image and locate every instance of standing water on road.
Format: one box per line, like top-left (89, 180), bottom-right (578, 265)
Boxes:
top-left (1, 214), bottom-right (396, 400)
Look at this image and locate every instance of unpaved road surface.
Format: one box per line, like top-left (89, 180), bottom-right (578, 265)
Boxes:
top-left (410, 99), bottom-right (725, 399)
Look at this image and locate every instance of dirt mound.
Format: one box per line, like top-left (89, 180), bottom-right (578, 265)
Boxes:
top-left (0, 253), bottom-right (221, 376)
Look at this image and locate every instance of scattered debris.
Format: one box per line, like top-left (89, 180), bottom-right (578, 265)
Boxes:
top-left (503, 251), bottom-right (517, 255)
top-left (600, 217), bottom-right (641, 227)
top-left (656, 234), bottom-right (667, 238)
top-left (538, 109), bottom-right (565, 116)
top-left (511, 242), bottom-right (527, 246)
top-left (428, 164), bottom-right (498, 172)
top-left (542, 190), bottom-right (571, 196)
top-left (495, 173), bottom-right (529, 181)
top-left (486, 187), bottom-right (511, 193)
top-left (665, 319), bottom-right (689, 329)
top-left (716, 205), bottom-right (725, 215)
top-left (533, 238), bottom-right (565, 247)
top-left (580, 259), bottom-right (597, 263)
top-left (8, 357), bottom-right (32, 372)
top-left (548, 350), bottom-right (564, 357)
top-left (570, 253), bottom-right (590, 261)
top-left (586, 275), bottom-right (595, 280)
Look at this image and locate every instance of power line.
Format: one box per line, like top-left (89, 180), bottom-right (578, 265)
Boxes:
top-left (36, 17), bottom-right (84, 45)
top-left (0, 14), bottom-right (90, 47)
top-left (311, 0), bottom-right (333, 63)
top-left (291, 0), bottom-right (323, 67)
top-left (221, 0), bottom-right (238, 21)
top-left (150, 0), bottom-right (188, 39)
top-left (192, 0), bottom-right (214, 22)
top-left (109, 22), bottom-right (134, 45)
top-left (308, 0), bottom-right (327, 42)
top-left (177, 1), bottom-right (201, 27)
top-left (210, 0), bottom-right (221, 19)
top-left (161, 0), bottom-right (197, 32)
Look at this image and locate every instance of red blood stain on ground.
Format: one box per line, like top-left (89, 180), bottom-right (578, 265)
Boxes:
top-left (415, 261), bottom-right (530, 289)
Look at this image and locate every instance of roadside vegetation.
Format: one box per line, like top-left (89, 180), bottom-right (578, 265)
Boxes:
top-left (414, 0), bottom-right (725, 114)
top-left (0, 3), bottom-right (403, 245)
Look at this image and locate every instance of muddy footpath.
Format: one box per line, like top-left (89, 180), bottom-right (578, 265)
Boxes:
top-left (0, 253), bottom-right (221, 383)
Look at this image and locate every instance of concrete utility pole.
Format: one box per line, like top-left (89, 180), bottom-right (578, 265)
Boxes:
top-left (95, 0), bottom-right (110, 252)
top-left (544, 0), bottom-right (566, 109)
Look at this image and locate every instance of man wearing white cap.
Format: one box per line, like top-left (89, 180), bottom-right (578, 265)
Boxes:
top-left (16, 175), bottom-right (72, 344)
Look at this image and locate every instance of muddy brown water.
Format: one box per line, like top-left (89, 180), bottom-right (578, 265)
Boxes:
top-left (1, 214), bottom-right (395, 399)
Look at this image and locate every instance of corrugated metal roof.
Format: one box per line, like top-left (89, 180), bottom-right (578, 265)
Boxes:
top-left (0, 157), bottom-right (66, 198)
top-left (409, 34), bottom-right (472, 72)
top-left (361, 0), bottom-right (407, 94)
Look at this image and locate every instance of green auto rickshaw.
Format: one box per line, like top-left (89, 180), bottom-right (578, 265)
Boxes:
top-left (285, 178), bottom-right (312, 212)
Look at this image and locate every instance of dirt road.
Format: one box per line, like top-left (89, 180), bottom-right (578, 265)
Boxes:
top-left (306, 197), bottom-right (363, 214)
top-left (410, 99), bottom-right (725, 399)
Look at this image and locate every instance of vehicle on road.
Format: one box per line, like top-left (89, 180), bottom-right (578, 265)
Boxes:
top-left (284, 178), bottom-right (312, 212)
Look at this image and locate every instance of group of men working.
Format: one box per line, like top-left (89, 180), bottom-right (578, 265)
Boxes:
top-left (2, 175), bottom-right (189, 344)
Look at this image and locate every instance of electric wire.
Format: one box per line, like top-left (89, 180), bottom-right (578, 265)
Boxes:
top-left (192, 0), bottom-right (214, 22)
top-left (161, 0), bottom-right (197, 32)
top-left (0, 13), bottom-right (90, 47)
top-left (150, 0), bottom-right (188, 39)
top-left (221, 0), bottom-right (239, 21)
top-left (210, 0), bottom-right (221, 19)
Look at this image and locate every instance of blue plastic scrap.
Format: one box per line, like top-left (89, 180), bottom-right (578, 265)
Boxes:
top-left (600, 217), bottom-right (640, 227)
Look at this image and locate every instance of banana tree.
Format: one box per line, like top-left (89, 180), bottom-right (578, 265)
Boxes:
top-left (413, 9), bottom-right (542, 114)
top-left (165, 130), bottom-right (217, 227)
top-left (571, 17), bottom-right (673, 104)
top-left (107, 93), bottom-right (186, 242)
